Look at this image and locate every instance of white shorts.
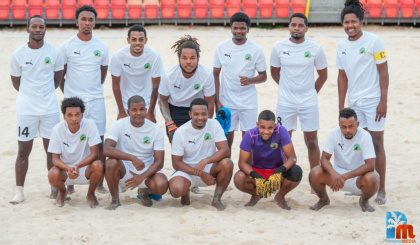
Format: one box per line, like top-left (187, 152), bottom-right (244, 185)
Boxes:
top-left (64, 166), bottom-right (90, 185)
top-left (16, 113), bottom-right (60, 141)
top-left (333, 165), bottom-right (361, 195)
top-left (350, 98), bottom-right (386, 131)
top-left (276, 105), bottom-right (319, 132)
top-left (170, 164), bottom-right (213, 187)
top-left (84, 98), bottom-right (106, 135)
top-left (228, 108), bottom-right (258, 132)
top-left (119, 161), bottom-right (164, 189)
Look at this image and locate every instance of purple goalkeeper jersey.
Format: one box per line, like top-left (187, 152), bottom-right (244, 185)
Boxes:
top-left (240, 124), bottom-right (292, 169)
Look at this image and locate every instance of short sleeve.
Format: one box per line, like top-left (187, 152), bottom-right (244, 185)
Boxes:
top-left (153, 127), bottom-right (165, 151)
top-left (101, 45), bottom-right (109, 66)
top-left (239, 130), bottom-right (252, 152)
top-left (54, 47), bottom-right (64, 72)
top-left (373, 37), bottom-right (387, 64)
top-left (88, 121), bottom-right (102, 147)
top-left (213, 120), bottom-right (227, 142)
top-left (212, 45), bottom-right (222, 68)
top-left (322, 129), bottom-right (336, 155)
top-left (109, 54), bottom-right (122, 77)
top-left (9, 52), bottom-right (21, 77)
top-left (106, 120), bottom-right (120, 143)
top-left (203, 72), bottom-right (215, 97)
top-left (315, 46), bottom-right (328, 70)
top-left (269, 44), bottom-right (281, 68)
top-left (48, 127), bottom-right (62, 154)
top-left (151, 53), bottom-right (164, 78)
top-left (171, 130), bottom-right (184, 156)
top-left (158, 71), bottom-right (170, 96)
top-left (362, 133), bottom-right (376, 160)
top-left (254, 48), bottom-right (267, 72)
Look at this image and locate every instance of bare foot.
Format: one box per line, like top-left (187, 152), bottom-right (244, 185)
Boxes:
top-left (181, 191), bottom-right (190, 206)
top-left (96, 185), bottom-right (109, 194)
top-left (274, 194), bottom-right (291, 210)
top-left (310, 197), bottom-right (330, 211)
top-left (345, 192), bottom-right (361, 196)
top-left (106, 200), bottom-right (121, 210)
top-left (374, 191), bottom-right (386, 205)
top-left (50, 187), bottom-right (58, 199)
top-left (359, 197), bottom-right (375, 212)
top-left (67, 185), bottom-right (75, 194)
top-left (245, 195), bottom-right (261, 207)
top-left (211, 200), bottom-right (226, 211)
top-left (138, 188), bottom-right (153, 207)
top-left (55, 191), bottom-right (69, 207)
top-left (86, 194), bottom-right (100, 208)
top-left (191, 186), bottom-right (203, 194)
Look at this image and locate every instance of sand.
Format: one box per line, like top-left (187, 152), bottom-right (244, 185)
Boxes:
top-left (0, 24), bottom-right (419, 244)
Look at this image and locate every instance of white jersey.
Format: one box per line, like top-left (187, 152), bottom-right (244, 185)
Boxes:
top-left (109, 46), bottom-right (164, 110)
top-left (60, 35), bottom-right (109, 102)
top-left (158, 64), bottom-right (215, 107)
top-left (9, 41), bottom-right (63, 115)
top-left (106, 117), bottom-right (164, 167)
top-left (323, 127), bottom-right (376, 171)
top-left (270, 38), bottom-right (327, 107)
top-left (48, 118), bottom-right (101, 167)
top-left (213, 39), bottom-right (267, 109)
top-left (336, 31), bottom-right (387, 105)
top-left (171, 119), bottom-right (226, 165)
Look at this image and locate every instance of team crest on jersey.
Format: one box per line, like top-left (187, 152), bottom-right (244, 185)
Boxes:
top-left (270, 143), bottom-right (278, 149)
top-left (44, 57), bottom-right (52, 64)
top-left (245, 54), bottom-right (252, 61)
top-left (193, 84), bottom-right (201, 90)
top-left (94, 50), bottom-right (101, 57)
top-left (80, 134), bottom-right (87, 142)
top-left (359, 47), bottom-right (366, 55)
top-left (143, 136), bottom-right (151, 144)
top-left (304, 51), bottom-right (311, 58)
top-left (204, 133), bottom-right (212, 141)
top-left (144, 63), bottom-right (151, 70)
top-left (353, 143), bottom-right (361, 151)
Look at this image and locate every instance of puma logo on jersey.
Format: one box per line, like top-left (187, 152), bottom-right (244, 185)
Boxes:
top-left (174, 85), bottom-right (181, 89)
top-left (63, 142), bottom-right (69, 147)
top-left (224, 53), bottom-right (231, 58)
top-left (124, 63), bottom-right (131, 68)
top-left (25, 60), bottom-right (33, 65)
top-left (125, 134), bottom-right (131, 140)
top-left (188, 139), bottom-right (196, 144)
top-left (338, 143), bottom-right (344, 150)
top-left (283, 51), bottom-right (290, 56)
top-left (74, 51), bottom-right (81, 56)
top-left (342, 50), bottom-right (346, 55)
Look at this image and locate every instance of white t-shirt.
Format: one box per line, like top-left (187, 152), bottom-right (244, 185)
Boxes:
top-left (171, 119), bottom-right (226, 166)
top-left (10, 41), bottom-right (63, 115)
top-left (109, 46), bottom-right (164, 110)
top-left (213, 39), bottom-right (267, 109)
top-left (336, 31), bottom-right (387, 105)
top-left (48, 118), bottom-right (101, 167)
top-left (60, 35), bottom-right (109, 102)
top-left (158, 64), bottom-right (215, 107)
top-left (270, 38), bottom-right (328, 107)
top-left (323, 127), bottom-right (376, 171)
top-left (106, 117), bottom-right (164, 167)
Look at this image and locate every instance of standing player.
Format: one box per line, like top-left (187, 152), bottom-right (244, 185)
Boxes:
top-left (158, 35), bottom-right (215, 142)
top-left (270, 13), bottom-right (328, 170)
top-left (213, 12), bottom-right (267, 152)
top-left (60, 5), bottom-right (109, 193)
top-left (48, 97), bottom-right (104, 208)
top-left (309, 108), bottom-right (379, 212)
top-left (169, 98), bottom-right (233, 211)
top-left (110, 24), bottom-right (164, 122)
top-left (104, 96), bottom-right (168, 210)
top-left (337, 0), bottom-right (389, 204)
top-left (9, 15), bottom-right (63, 204)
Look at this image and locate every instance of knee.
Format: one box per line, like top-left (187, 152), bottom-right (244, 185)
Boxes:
top-left (92, 160), bottom-right (104, 173)
top-left (17, 145), bottom-right (31, 159)
top-left (105, 158), bottom-right (119, 172)
top-left (305, 137), bottom-right (319, 151)
top-left (308, 165), bottom-right (323, 183)
top-left (233, 171), bottom-right (247, 188)
top-left (362, 171), bottom-right (379, 189)
top-left (219, 158), bottom-right (234, 172)
top-left (286, 165), bottom-right (303, 182)
top-left (169, 180), bottom-right (187, 198)
top-left (48, 167), bottom-right (61, 184)
top-left (153, 175), bottom-right (169, 195)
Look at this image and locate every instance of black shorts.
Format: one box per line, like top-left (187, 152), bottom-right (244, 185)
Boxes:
top-left (169, 103), bottom-right (190, 127)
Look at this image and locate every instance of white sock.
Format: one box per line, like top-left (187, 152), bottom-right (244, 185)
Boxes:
top-left (10, 186), bottom-right (25, 204)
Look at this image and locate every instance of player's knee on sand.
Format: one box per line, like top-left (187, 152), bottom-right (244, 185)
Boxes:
top-left (48, 167), bottom-right (62, 185)
top-left (169, 178), bottom-right (189, 198)
top-left (359, 171), bottom-right (379, 191)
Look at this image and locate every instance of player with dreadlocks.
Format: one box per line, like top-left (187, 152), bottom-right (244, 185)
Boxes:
top-left (336, 0), bottom-right (389, 205)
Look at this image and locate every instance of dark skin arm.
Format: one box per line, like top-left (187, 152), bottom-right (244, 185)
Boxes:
top-left (100, 65), bottom-right (108, 85)
top-left (337, 69), bottom-right (348, 110)
top-left (239, 70), bottom-right (267, 86)
top-left (125, 149), bottom-right (164, 190)
top-left (111, 75), bottom-right (127, 119)
top-left (270, 66), bottom-right (280, 85)
top-left (213, 67), bottom-right (223, 111)
top-left (11, 76), bottom-right (20, 91)
top-left (60, 64), bottom-right (67, 93)
top-left (146, 77), bottom-right (160, 123)
top-left (54, 70), bottom-right (64, 89)
top-left (204, 95), bottom-right (215, 118)
top-left (314, 68), bottom-right (328, 93)
top-left (103, 139), bottom-right (145, 171)
top-left (52, 145), bottom-right (99, 179)
top-left (376, 62), bottom-right (389, 122)
top-left (158, 94), bottom-right (173, 124)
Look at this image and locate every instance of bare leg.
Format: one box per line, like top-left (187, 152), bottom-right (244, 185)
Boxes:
top-left (105, 159), bottom-right (125, 210)
top-left (226, 131), bottom-right (234, 158)
top-left (42, 138), bottom-right (58, 199)
top-left (48, 166), bottom-right (70, 207)
top-left (309, 166), bottom-right (330, 211)
top-left (303, 131), bottom-right (320, 169)
top-left (369, 130), bottom-right (386, 205)
top-left (138, 188), bottom-right (153, 207)
top-left (233, 170), bottom-right (261, 207)
top-left (96, 138), bottom-right (109, 194)
top-left (169, 176), bottom-right (191, 206)
top-left (210, 158), bottom-right (234, 211)
top-left (86, 160), bottom-right (104, 208)
top-left (357, 171), bottom-right (379, 212)
top-left (274, 178), bottom-right (300, 210)
top-left (10, 140), bottom-right (33, 204)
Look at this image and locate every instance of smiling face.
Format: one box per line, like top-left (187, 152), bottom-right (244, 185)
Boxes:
top-left (127, 30), bottom-right (147, 57)
top-left (76, 11), bottom-right (96, 36)
top-left (27, 17), bottom-right (46, 43)
top-left (179, 48), bottom-right (199, 75)
top-left (63, 107), bottom-right (83, 133)
top-left (289, 17), bottom-right (307, 42)
top-left (127, 101), bottom-right (147, 127)
top-left (339, 117), bottom-right (359, 139)
top-left (342, 13), bottom-right (363, 41)
top-left (189, 105), bottom-right (208, 129)
top-left (231, 22), bottom-right (249, 44)
top-left (257, 119), bottom-right (276, 141)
